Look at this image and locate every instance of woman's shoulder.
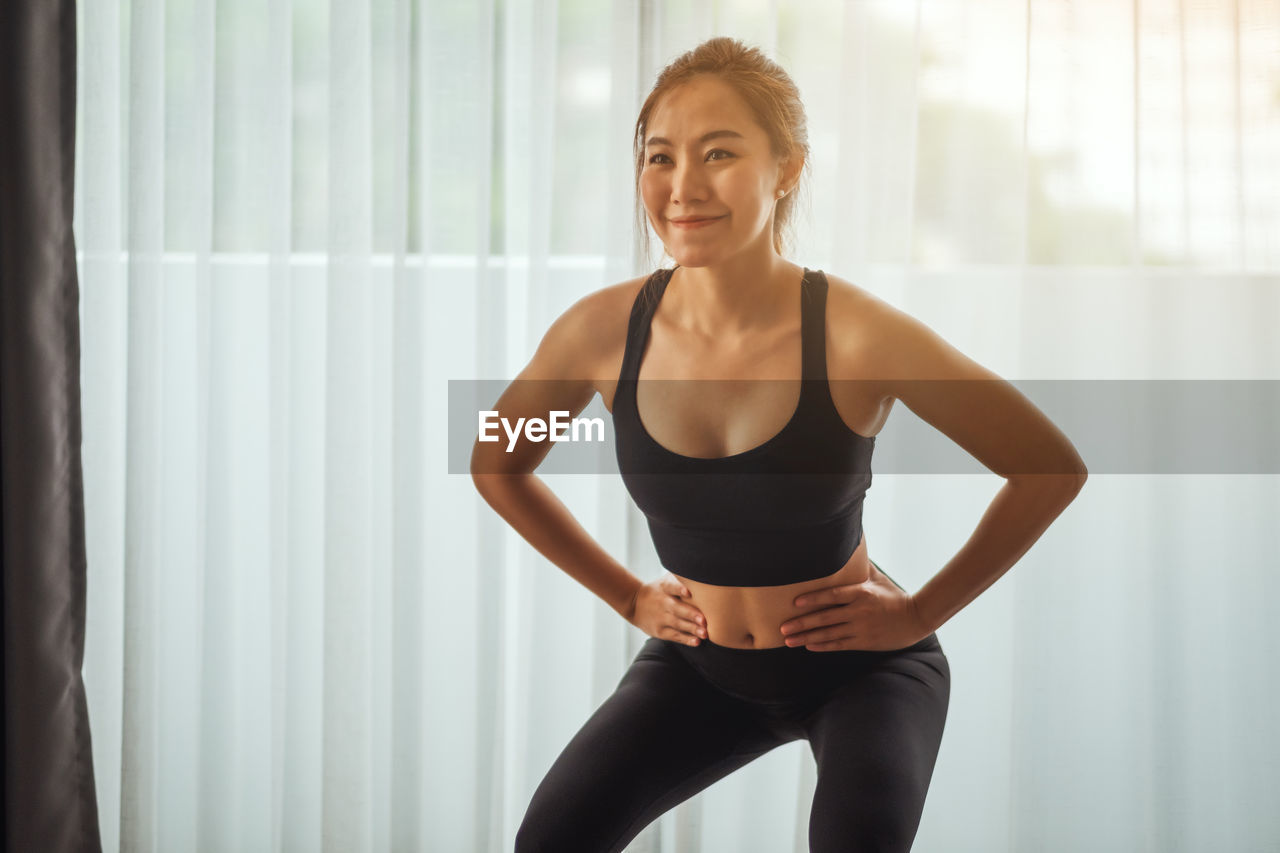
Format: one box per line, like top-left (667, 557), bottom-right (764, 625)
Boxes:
top-left (822, 270), bottom-right (980, 382)
top-left (821, 272), bottom-right (900, 367)
top-left (562, 273), bottom-right (653, 336)
top-left (532, 273), bottom-right (654, 374)
top-left (821, 271), bottom-right (895, 322)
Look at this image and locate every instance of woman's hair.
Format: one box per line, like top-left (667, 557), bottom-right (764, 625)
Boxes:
top-left (632, 36), bottom-right (811, 271)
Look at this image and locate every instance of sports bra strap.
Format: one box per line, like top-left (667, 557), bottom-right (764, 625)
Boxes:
top-left (800, 268), bottom-right (828, 384)
top-left (619, 268), bottom-right (671, 384)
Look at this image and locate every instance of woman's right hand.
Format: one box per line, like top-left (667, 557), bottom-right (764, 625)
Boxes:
top-left (627, 574), bottom-right (708, 646)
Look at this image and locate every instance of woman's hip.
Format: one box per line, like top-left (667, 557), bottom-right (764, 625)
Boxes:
top-left (638, 631), bottom-right (947, 706)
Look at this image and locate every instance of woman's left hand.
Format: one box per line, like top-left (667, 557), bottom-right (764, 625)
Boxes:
top-left (779, 563), bottom-right (931, 652)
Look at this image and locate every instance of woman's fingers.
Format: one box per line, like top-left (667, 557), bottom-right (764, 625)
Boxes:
top-left (676, 616), bottom-right (706, 638)
top-left (657, 576), bottom-right (703, 643)
top-left (677, 603), bottom-right (704, 625)
top-left (664, 625), bottom-right (701, 645)
top-left (674, 601), bottom-right (705, 631)
top-left (663, 605), bottom-right (704, 642)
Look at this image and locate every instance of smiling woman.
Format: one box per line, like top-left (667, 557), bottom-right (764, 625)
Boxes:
top-left (472, 34), bottom-right (1086, 853)
top-left (634, 84), bottom-right (806, 278)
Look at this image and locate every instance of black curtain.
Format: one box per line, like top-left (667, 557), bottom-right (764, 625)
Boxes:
top-left (0, 0), bottom-right (103, 850)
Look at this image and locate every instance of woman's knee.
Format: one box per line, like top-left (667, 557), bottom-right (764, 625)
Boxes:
top-left (513, 808), bottom-right (575, 853)
top-left (514, 794), bottom-right (637, 853)
top-left (512, 813), bottom-right (551, 853)
top-left (514, 760), bottom-right (644, 853)
top-left (809, 807), bottom-right (921, 853)
top-left (515, 793), bottom-right (602, 853)
top-left (809, 777), bottom-right (930, 853)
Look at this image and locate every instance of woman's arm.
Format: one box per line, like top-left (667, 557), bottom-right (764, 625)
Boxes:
top-left (473, 474), bottom-right (643, 619)
top-left (868, 300), bottom-right (1088, 635)
top-left (470, 290), bottom-right (644, 621)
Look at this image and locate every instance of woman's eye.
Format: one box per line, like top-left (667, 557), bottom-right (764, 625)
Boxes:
top-left (646, 150), bottom-right (735, 165)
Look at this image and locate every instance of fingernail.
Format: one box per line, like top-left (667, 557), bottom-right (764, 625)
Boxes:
top-left (795, 598), bottom-right (806, 606)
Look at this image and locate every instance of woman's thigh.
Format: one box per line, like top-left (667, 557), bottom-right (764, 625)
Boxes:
top-left (515, 638), bottom-right (795, 853)
top-left (802, 643), bottom-right (951, 853)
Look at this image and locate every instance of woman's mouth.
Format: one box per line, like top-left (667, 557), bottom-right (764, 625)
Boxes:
top-left (670, 216), bottom-right (726, 230)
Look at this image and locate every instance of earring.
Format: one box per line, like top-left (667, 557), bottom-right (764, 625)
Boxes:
top-left (776, 188), bottom-right (787, 198)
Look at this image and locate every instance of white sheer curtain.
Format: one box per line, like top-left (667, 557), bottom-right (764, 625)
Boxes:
top-left (74, 1), bottom-right (1279, 851)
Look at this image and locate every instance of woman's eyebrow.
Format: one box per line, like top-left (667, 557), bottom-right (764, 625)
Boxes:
top-left (645, 129), bottom-right (745, 148)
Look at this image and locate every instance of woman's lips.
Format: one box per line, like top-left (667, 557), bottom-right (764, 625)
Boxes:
top-left (671, 216), bottom-right (725, 229)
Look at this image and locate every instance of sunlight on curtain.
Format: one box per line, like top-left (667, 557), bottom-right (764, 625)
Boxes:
top-left (73, 0), bottom-right (1279, 851)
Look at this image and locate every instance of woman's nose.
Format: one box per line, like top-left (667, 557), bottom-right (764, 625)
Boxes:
top-left (670, 162), bottom-right (709, 203)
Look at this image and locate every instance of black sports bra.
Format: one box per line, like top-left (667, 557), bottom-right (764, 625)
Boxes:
top-left (612, 266), bottom-right (875, 587)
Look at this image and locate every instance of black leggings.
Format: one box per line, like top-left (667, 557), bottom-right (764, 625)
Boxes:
top-left (515, 574), bottom-right (951, 852)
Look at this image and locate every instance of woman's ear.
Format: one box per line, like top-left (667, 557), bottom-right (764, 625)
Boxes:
top-left (778, 154), bottom-right (804, 195)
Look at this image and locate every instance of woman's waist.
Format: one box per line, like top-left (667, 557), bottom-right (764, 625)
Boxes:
top-left (672, 535), bottom-right (873, 649)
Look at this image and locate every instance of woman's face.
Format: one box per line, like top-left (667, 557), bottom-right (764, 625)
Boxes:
top-left (640, 74), bottom-right (793, 267)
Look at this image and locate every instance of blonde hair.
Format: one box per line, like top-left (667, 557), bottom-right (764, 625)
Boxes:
top-left (632, 37), bottom-right (811, 271)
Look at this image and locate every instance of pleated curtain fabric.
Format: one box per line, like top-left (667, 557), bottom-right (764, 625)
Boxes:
top-left (0, 0), bottom-right (103, 851)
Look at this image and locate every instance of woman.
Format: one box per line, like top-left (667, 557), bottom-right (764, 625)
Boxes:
top-left (472, 37), bottom-right (1087, 853)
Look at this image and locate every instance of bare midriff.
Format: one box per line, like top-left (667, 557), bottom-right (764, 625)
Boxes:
top-left (671, 533), bottom-right (874, 649)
